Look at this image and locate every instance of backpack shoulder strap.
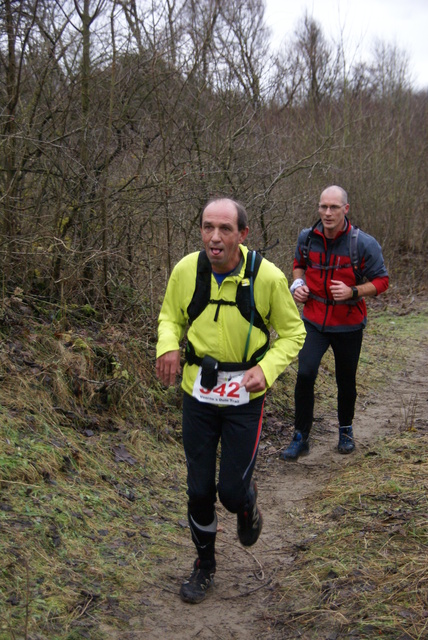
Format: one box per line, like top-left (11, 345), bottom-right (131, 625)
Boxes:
top-left (301, 223), bottom-right (318, 263)
top-left (348, 225), bottom-right (363, 282)
top-left (187, 249), bottom-right (268, 334)
top-left (187, 251), bottom-right (211, 324)
top-left (243, 249), bottom-right (263, 280)
top-left (349, 225), bottom-right (359, 267)
top-left (236, 251), bottom-right (269, 335)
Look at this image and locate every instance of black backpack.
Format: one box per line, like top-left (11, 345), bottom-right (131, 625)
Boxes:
top-left (185, 250), bottom-right (270, 369)
top-left (301, 222), bottom-right (362, 282)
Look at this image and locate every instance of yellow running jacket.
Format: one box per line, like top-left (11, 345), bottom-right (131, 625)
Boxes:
top-left (156, 245), bottom-right (306, 399)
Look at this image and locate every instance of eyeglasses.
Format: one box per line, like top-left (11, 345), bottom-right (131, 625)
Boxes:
top-left (318, 204), bottom-right (345, 212)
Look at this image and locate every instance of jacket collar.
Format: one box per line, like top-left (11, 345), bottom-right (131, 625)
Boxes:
top-left (313, 216), bottom-right (350, 240)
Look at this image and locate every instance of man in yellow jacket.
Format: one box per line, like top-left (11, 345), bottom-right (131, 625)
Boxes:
top-left (156, 197), bottom-right (305, 604)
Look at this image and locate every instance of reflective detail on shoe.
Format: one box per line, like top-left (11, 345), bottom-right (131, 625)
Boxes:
top-left (338, 426), bottom-right (355, 454)
top-left (237, 482), bottom-right (263, 547)
top-left (280, 431), bottom-right (309, 461)
top-left (179, 559), bottom-right (215, 604)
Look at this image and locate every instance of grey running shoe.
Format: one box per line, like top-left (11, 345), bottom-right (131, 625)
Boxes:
top-left (338, 427), bottom-right (355, 454)
top-left (179, 559), bottom-right (215, 604)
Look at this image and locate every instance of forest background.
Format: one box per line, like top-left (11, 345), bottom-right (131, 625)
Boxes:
top-left (1, 0), bottom-right (426, 316)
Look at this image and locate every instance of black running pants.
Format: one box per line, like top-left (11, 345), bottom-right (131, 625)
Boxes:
top-left (295, 321), bottom-right (363, 437)
top-left (182, 392), bottom-right (265, 563)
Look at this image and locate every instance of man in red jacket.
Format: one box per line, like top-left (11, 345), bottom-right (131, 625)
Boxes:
top-left (280, 185), bottom-right (389, 460)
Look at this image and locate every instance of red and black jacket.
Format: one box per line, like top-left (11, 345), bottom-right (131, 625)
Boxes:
top-left (294, 218), bottom-right (389, 332)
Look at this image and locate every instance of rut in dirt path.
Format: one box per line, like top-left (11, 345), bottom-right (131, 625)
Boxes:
top-left (120, 324), bottom-right (428, 640)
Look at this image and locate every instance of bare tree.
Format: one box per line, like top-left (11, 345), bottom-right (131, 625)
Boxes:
top-left (0, 0), bottom-right (424, 312)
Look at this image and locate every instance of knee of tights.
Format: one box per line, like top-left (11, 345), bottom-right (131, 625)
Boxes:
top-left (188, 497), bottom-right (216, 527)
top-left (297, 371), bottom-right (317, 385)
top-left (217, 484), bottom-right (246, 514)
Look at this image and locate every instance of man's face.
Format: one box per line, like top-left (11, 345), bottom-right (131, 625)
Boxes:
top-left (318, 188), bottom-right (349, 238)
top-left (200, 199), bottom-right (249, 273)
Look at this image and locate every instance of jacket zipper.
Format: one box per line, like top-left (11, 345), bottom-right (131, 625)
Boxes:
top-left (321, 239), bottom-right (334, 331)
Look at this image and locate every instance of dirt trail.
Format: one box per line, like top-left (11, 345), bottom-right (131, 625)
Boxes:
top-left (127, 320), bottom-right (428, 640)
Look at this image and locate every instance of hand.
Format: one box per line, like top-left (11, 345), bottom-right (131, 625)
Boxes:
top-left (156, 350), bottom-right (181, 386)
top-left (330, 280), bottom-right (353, 301)
top-left (293, 284), bottom-right (310, 303)
top-left (241, 364), bottom-right (266, 393)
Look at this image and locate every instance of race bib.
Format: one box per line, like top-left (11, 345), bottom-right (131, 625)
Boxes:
top-left (192, 368), bottom-right (250, 406)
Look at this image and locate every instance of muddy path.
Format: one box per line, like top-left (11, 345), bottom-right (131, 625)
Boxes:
top-left (130, 317), bottom-right (428, 640)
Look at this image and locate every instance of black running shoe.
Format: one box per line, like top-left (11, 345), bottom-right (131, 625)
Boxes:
top-left (237, 483), bottom-right (263, 547)
top-left (179, 559), bottom-right (215, 604)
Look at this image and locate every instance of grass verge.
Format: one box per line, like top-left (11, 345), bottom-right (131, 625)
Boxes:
top-left (263, 429), bottom-right (428, 639)
top-left (262, 296), bottom-right (428, 640)
top-left (0, 298), bottom-right (186, 639)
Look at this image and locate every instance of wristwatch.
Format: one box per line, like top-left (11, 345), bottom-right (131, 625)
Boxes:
top-left (351, 286), bottom-right (359, 300)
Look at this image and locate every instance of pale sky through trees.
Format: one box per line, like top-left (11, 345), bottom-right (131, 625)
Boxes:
top-left (265, 0), bottom-right (428, 90)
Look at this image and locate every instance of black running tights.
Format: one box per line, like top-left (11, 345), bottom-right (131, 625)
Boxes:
top-left (295, 322), bottom-right (363, 437)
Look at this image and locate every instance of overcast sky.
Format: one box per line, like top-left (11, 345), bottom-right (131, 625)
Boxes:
top-left (264, 0), bottom-right (428, 90)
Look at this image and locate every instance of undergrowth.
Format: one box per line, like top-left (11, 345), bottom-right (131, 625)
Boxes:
top-left (262, 295), bottom-right (428, 640)
top-left (0, 294), bottom-right (185, 639)
top-left (0, 289), bottom-right (427, 639)
top-left (265, 429), bottom-right (428, 639)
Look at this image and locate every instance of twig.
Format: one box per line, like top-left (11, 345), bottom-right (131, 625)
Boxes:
top-left (131, 554), bottom-right (179, 595)
top-left (221, 577), bottom-right (273, 599)
top-left (24, 560), bottom-right (30, 640)
top-left (70, 596), bottom-right (94, 620)
top-left (0, 480), bottom-right (40, 487)
top-left (139, 577), bottom-right (178, 595)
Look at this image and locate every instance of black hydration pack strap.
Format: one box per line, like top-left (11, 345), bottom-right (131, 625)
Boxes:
top-left (308, 292), bottom-right (360, 306)
top-left (302, 222), bottom-right (363, 283)
top-left (185, 340), bottom-right (269, 371)
top-left (187, 250), bottom-right (266, 326)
